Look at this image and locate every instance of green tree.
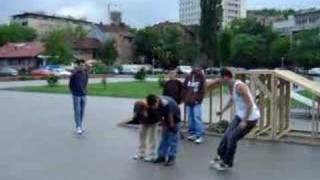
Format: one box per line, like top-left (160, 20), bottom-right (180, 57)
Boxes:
top-left (98, 39), bottom-right (119, 88)
top-left (271, 37), bottom-right (291, 66)
top-left (0, 23), bottom-right (37, 46)
top-left (99, 39), bottom-right (118, 66)
top-left (289, 28), bottom-right (320, 68)
top-left (179, 42), bottom-right (200, 65)
top-left (199, 0), bottom-right (223, 67)
top-left (43, 26), bottom-right (88, 65)
top-left (43, 29), bottom-right (73, 65)
top-left (230, 34), bottom-right (268, 68)
top-left (133, 27), bottom-right (159, 59)
top-left (218, 29), bottom-right (232, 66)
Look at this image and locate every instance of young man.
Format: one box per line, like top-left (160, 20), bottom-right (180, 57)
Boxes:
top-left (163, 70), bottom-right (183, 105)
top-left (147, 95), bottom-right (181, 166)
top-left (132, 100), bottom-right (160, 162)
top-left (208, 68), bottom-right (260, 170)
top-left (69, 59), bottom-right (89, 135)
top-left (183, 67), bottom-right (206, 144)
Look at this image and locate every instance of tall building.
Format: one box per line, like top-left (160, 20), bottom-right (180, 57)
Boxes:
top-left (179, 0), bottom-right (247, 27)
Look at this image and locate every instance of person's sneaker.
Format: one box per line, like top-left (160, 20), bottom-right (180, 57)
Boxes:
top-left (164, 156), bottom-right (176, 166)
top-left (132, 154), bottom-right (144, 160)
top-left (195, 137), bottom-right (204, 144)
top-left (143, 156), bottom-right (155, 162)
top-left (153, 156), bottom-right (166, 164)
top-left (76, 127), bottom-right (83, 135)
top-left (187, 135), bottom-right (197, 141)
top-left (214, 162), bottom-right (230, 171)
top-left (209, 156), bottom-right (222, 168)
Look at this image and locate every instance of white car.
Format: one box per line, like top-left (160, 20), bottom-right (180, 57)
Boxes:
top-left (52, 68), bottom-right (72, 77)
top-left (308, 68), bottom-right (320, 76)
top-left (177, 65), bottom-right (192, 75)
top-left (0, 67), bottom-right (18, 76)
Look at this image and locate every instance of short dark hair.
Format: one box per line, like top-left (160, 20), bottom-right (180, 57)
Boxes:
top-left (146, 94), bottom-right (158, 107)
top-left (220, 68), bottom-right (233, 78)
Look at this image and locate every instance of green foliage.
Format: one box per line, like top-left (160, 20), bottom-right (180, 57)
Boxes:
top-left (270, 37), bottom-right (291, 65)
top-left (157, 74), bottom-right (166, 87)
top-left (289, 28), bottom-right (320, 68)
top-left (0, 23), bottom-right (37, 46)
top-left (218, 29), bottom-right (232, 66)
top-left (134, 68), bottom-right (146, 81)
top-left (98, 39), bottom-right (118, 66)
top-left (43, 29), bottom-right (73, 65)
top-left (248, 9), bottom-right (296, 18)
top-left (199, 0), bottom-right (223, 66)
top-left (230, 34), bottom-right (268, 68)
top-left (47, 75), bottom-right (59, 87)
top-left (179, 42), bottom-right (200, 65)
top-left (91, 63), bottom-right (107, 74)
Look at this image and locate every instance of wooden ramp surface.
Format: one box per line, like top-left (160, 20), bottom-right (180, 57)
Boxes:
top-left (275, 70), bottom-right (320, 97)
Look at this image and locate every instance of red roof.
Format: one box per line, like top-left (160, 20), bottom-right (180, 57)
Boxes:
top-left (73, 38), bottom-right (102, 49)
top-left (0, 42), bottom-right (45, 59)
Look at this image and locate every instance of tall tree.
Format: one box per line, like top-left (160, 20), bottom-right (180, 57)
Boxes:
top-left (199, 0), bottom-right (223, 67)
top-left (99, 39), bottom-right (118, 66)
top-left (0, 23), bottom-right (37, 46)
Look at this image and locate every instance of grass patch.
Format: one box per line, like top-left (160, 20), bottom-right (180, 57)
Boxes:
top-left (9, 81), bottom-right (162, 99)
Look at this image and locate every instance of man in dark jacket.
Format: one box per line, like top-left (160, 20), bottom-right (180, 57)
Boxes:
top-left (183, 67), bottom-right (206, 144)
top-left (148, 95), bottom-right (181, 166)
top-left (69, 59), bottom-right (89, 134)
top-left (163, 70), bottom-right (183, 104)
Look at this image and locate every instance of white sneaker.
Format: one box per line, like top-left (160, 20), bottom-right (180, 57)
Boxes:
top-left (209, 156), bottom-right (222, 168)
top-left (143, 156), bottom-right (154, 162)
top-left (132, 154), bottom-right (144, 160)
top-left (76, 127), bottom-right (83, 135)
top-left (187, 135), bottom-right (197, 141)
top-left (214, 162), bottom-right (230, 171)
top-left (195, 137), bottom-right (204, 144)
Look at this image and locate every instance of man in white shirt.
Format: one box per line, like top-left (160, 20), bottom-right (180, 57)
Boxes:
top-left (208, 68), bottom-right (260, 170)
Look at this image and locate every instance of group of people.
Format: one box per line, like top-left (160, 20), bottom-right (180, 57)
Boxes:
top-left (69, 60), bottom-right (261, 171)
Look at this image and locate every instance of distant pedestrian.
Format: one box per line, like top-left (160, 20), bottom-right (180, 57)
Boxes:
top-left (163, 70), bottom-right (183, 105)
top-left (183, 67), bottom-right (206, 144)
top-left (147, 95), bottom-right (181, 166)
top-left (132, 100), bottom-right (160, 162)
top-left (208, 68), bottom-right (260, 170)
top-left (69, 59), bottom-right (89, 135)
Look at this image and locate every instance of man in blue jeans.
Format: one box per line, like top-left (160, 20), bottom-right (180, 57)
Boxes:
top-left (69, 59), bottom-right (89, 135)
top-left (183, 68), bottom-right (206, 144)
top-left (208, 68), bottom-right (260, 170)
top-left (147, 95), bottom-right (181, 166)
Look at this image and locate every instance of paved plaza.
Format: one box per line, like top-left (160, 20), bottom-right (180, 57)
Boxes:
top-left (1, 90), bottom-right (320, 180)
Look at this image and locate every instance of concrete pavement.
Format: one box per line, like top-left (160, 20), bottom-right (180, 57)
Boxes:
top-left (1, 91), bottom-right (320, 180)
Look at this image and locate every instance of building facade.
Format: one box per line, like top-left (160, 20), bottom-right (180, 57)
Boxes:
top-left (179, 0), bottom-right (247, 27)
top-left (11, 12), bottom-right (93, 37)
top-left (273, 10), bottom-right (320, 35)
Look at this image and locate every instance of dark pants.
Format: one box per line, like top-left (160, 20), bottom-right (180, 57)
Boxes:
top-left (217, 116), bottom-right (257, 167)
top-left (158, 123), bottom-right (180, 158)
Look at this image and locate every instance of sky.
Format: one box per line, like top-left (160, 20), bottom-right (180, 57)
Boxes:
top-left (0, 0), bottom-right (320, 28)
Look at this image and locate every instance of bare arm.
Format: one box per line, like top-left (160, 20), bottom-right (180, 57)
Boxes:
top-left (218, 98), bottom-right (233, 115)
top-left (206, 78), bottom-right (222, 91)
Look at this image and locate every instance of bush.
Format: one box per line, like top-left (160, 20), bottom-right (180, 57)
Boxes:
top-left (91, 63), bottom-right (107, 74)
top-left (157, 74), bottom-right (166, 87)
top-left (19, 76), bottom-right (34, 81)
top-left (134, 68), bottom-right (146, 81)
top-left (47, 75), bottom-right (59, 87)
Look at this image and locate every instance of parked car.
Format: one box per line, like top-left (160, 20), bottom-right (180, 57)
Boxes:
top-left (308, 68), bottom-right (320, 76)
top-left (31, 68), bottom-right (54, 77)
top-left (52, 68), bottom-right (72, 77)
top-left (206, 67), bottom-right (220, 75)
top-left (120, 64), bottom-right (152, 74)
top-left (152, 68), bottom-right (165, 74)
top-left (0, 67), bottom-right (18, 76)
top-left (177, 65), bottom-right (192, 75)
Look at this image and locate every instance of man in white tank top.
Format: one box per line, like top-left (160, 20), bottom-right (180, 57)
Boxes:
top-left (208, 68), bottom-right (260, 171)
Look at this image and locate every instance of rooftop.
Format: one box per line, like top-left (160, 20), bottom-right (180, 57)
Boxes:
top-left (12, 12), bottom-right (94, 25)
top-left (0, 42), bottom-right (45, 59)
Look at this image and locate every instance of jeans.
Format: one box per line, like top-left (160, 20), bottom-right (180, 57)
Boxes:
top-left (187, 104), bottom-right (204, 137)
top-left (217, 116), bottom-right (257, 167)
top-left (138, 124), bottom-right (158, 159)
top-left (73, 96), bottom-right (86, 129)
top-left (158, 124), bottom-right (180, 158)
